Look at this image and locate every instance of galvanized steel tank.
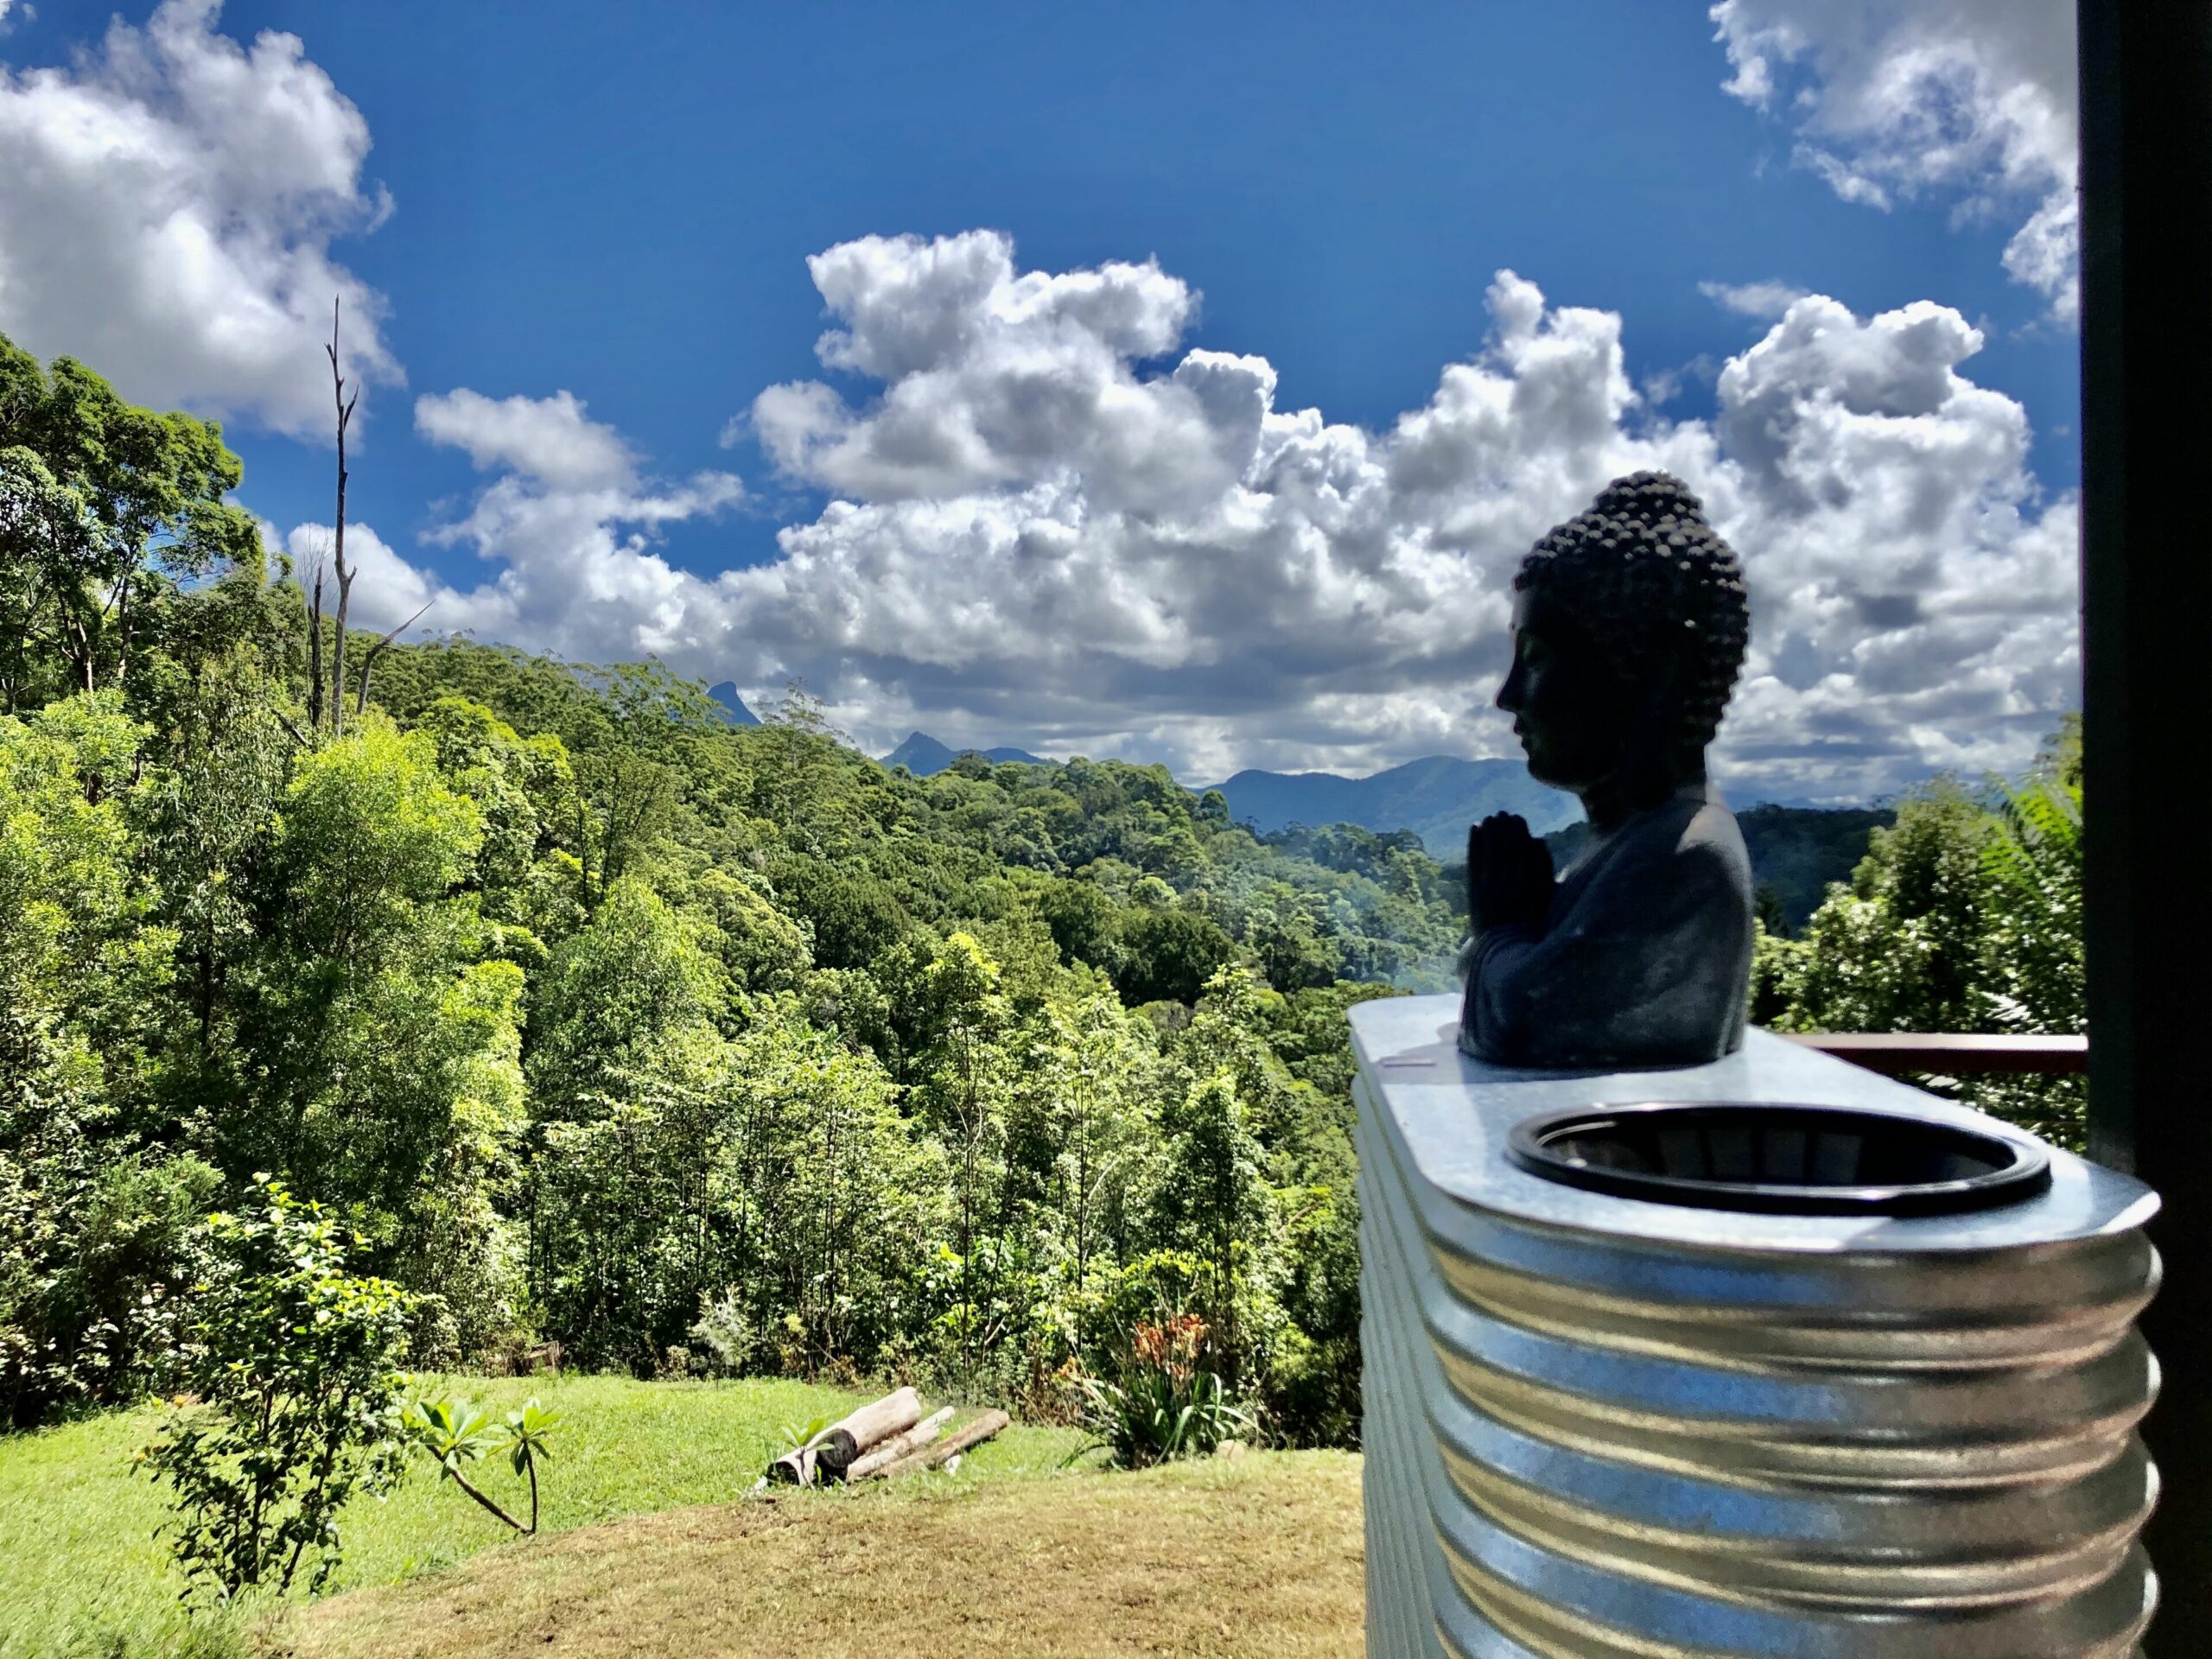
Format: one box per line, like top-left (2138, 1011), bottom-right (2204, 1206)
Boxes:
top-left (1352, 995), bottom-right (2162, 1659)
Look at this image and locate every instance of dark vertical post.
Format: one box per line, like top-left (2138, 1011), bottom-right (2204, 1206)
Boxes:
top-left (2079, 3), bottom-right (2212, 1647)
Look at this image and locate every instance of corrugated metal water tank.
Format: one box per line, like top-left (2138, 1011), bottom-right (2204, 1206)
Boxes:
top-left (1352, 995), bottom-right (2162, 1659)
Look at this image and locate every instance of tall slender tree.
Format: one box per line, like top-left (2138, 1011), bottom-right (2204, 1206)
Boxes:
top-left (324, 300), bottom-right (359, 734)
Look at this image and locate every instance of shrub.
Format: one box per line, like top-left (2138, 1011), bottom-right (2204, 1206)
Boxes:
top-left (689, 1287), bottom-right (763, 1375)
top-left (1071, 1308), bottom-right (1255, 1468)
top-left (137, 1178), bottom-right (413, 1602)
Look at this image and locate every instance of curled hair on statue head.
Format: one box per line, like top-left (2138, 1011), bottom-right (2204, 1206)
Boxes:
top-left (1514, 471), bottom-right (1751, 771)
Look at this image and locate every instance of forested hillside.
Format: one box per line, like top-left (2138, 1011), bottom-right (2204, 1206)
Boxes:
top-left (0, 328), bottom-right (1490, 1447)
top-left (1752, 728), bottom-right (2086, 1148)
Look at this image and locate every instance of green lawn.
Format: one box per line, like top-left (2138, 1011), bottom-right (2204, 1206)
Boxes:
top-left (0, 1376), bottom-right (1084, 1659)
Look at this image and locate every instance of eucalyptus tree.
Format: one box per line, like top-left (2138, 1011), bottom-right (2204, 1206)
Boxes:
top-left (0, 334), bottom-right (260, 709)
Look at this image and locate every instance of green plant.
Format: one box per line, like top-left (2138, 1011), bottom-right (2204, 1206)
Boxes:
top-left (398, 1392), bottom-right (561, 1533)
top-left (688, 1288), bottom-right (762, 1375)
top-left (137, 1177), bottom-right (413, 1602)
top-left (776, 1413), bottom-right (835, 1457)
top-left (1069, 1309), bottom-right (1255, 1469)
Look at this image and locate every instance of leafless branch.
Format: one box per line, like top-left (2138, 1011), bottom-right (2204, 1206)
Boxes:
top-left (353, 600), bottom-right (434, 715)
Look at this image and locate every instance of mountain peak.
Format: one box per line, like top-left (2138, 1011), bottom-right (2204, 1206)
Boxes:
top-left (706, 682), bottom-right (760, 726)
top-left (1208, 755), bottom-right (1578, 855)
top-left (883, 731), bottom-right (1047, 776)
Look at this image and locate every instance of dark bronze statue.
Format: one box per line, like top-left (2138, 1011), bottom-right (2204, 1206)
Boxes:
top-left (1459, 471), bottom-right (1755, 1068)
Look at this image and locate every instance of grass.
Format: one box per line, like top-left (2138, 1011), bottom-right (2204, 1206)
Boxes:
top-left (0, 1376), bottom-right (1084, 1659)
top-left (276, 1451), bottom-right (1363, 1659)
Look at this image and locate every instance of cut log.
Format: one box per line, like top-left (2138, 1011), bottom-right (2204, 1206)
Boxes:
top-left (869, 1408), bottom-right (1010, 1482)
top-left (849, 1406), bottom-right (955, 1480)
top-left (811, 1386), bottom-right (925, 1481)
top-left (766, 1446), bottom-right (818, 1486)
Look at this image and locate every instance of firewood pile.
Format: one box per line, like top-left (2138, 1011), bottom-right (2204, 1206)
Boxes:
top-left (764, 1386), bottom-right (1009, 1488)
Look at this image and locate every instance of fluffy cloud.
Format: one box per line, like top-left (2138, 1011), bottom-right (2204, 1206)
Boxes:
top-left (347, 232), bottom-right (2075, 798)
top-left (415, 390), bottom-right (639, 491)
top-left (318, 387), bottom-right (743, 664)
top-left (0, 0), bottom-right (396, 436)
top-left (751, 231), bottom-right (1236, 512)
top-left (1700, 280), bottom-right (1813, 320)
top-left (1712, 0), bottom-right (2079, 319)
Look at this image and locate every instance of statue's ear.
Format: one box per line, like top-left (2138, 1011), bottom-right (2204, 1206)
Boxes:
top-left (1632, 639), bottom-right (1698, 734)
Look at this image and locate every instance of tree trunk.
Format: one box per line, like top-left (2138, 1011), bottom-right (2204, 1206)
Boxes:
top-left (867, 1409), bottom-right (1009, 1482)
top-left (325, 299), bottom-right (359, 736)
top-left (848, 1406), bottom-right (954, 1480)
top-left (766, 1445), bottom-right (818, 1487)
top-left (353, 600), bottom-right (432, 715)
top-left (306, 560), bottom-right (326, 732)
top-left (111, 574), bottom-right (130, 691)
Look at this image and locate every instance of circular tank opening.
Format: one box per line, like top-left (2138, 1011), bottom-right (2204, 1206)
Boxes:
top-left (1507, 1102), bottom-right (2052, 1216)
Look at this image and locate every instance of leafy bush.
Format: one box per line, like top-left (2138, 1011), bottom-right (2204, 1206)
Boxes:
top-left (1071, 1308), bottom-right (1255, 1468)
top-left (1758, 728), bottom-right (2086, 1150)
top-left (137, 1178), bottom-right (413, 1601)
top-left (689, 1287), bottom-right (763, 1374)
top-left (0, 1145), bottom-right (218, 1429)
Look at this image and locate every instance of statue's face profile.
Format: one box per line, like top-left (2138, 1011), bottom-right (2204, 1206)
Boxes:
top-left (1497, 588), bottom-right (1637, 793)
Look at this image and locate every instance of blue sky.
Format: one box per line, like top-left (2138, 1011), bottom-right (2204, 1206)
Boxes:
top-left (0, 0), bottom-right (2083, 796)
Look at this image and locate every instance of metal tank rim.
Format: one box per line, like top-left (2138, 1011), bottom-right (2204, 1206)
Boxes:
top-left (1504, 1099), bottom-right (2053, 1216)
top-left (1349, 995), bottom-right (2159, 1257)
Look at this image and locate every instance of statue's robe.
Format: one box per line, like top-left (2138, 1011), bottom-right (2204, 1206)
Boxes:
top-left (1459, 782), bottom-right (1754, 1069)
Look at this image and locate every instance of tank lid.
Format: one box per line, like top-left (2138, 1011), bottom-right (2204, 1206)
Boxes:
top-left (1509, 1101), bottom-right (2052, 1217)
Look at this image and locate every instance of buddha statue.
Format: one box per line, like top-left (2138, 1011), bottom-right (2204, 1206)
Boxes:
top-left (1459, 471), bottom-right (1755, 1069)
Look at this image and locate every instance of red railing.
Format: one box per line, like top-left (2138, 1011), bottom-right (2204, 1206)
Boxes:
top-left (1783, 1033), bottom-right (2088, 1077)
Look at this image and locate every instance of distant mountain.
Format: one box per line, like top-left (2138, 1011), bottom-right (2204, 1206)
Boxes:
top-left (883, 731), bottom-right (1047, 776)
top-left (706, 682), bottom-right (760, 726)
top-left (1209, 756), bottom-right (1580, 855)
top-left (870, 734), bottom-right (1879, 916)
top-left (1735, 803), bottom-right (1892, 928)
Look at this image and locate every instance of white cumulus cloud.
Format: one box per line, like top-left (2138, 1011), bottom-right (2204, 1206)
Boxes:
top-left (1712, 0), bottom-right (2080, 320)
top-left (751, 230), bottom-right (1238, 513)
top-left (1700, 279), bottom-right (1814, 320)
top-left (321, 389), bottom-right (744, 664)
top-left (0, 0), bottom-right (397, 436)
top-left (415, 389), bottom-right (639, 491)
top-left (338, 232), bottom-right (2077, 799)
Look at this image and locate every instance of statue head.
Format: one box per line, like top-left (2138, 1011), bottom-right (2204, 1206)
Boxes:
top-left (1497, 471), bottom-right (1749, 810)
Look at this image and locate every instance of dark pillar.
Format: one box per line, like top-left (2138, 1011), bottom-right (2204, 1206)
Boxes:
top-left (2078, 3), bottom-right (2212, 1647)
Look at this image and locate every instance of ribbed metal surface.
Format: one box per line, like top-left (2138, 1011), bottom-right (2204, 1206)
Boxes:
top-left (1353, 995), bottom-right (2162, 1659)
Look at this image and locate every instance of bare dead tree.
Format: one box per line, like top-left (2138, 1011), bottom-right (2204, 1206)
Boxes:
top-left (325, 298), bottom-right (360, 736)
top-left (306, 555), bottom-right (327, 733)
top-left (353, 598), bottom-right (433, 715)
